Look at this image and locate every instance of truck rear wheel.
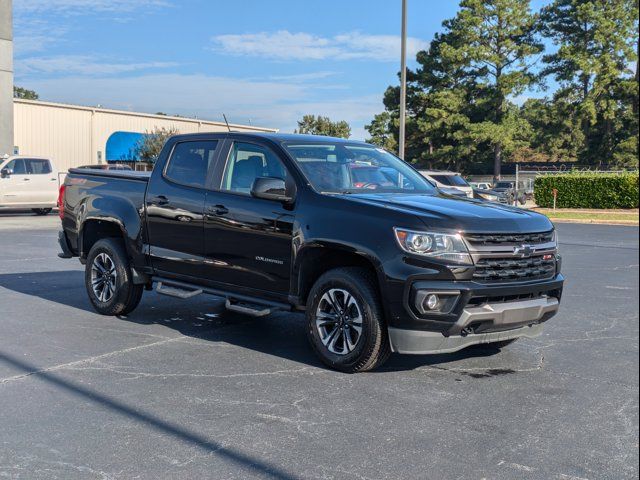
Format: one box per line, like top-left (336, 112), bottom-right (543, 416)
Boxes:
top-left (85, 238), bottom-right (143, 316)
top-left (306, 267), bottom-right (390, 373)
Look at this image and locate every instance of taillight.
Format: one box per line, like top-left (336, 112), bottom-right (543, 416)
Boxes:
top-left (58, 185), bottom-right (66, 220)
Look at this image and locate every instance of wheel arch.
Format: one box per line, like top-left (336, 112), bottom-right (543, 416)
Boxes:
top-left (79, 218), bottom-right (128, 259)
top-left (75, 192), bottom-right (143, 263)
top-left (291, 243), bottom-right (385, 308)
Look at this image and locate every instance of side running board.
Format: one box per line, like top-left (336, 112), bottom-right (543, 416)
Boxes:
top-left (152, 276), bottom-right (291, 317)
top-left (225, 299), bottom-right (272, 317)
top-left (156, 282), bottom-right (203, 299)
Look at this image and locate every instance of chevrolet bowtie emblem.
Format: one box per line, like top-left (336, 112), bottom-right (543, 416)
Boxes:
top-left (513, 244), bottom-right (534, 258)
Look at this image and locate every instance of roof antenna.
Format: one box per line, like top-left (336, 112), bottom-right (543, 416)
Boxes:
top-left (222, 113), bottom-right (231, 132)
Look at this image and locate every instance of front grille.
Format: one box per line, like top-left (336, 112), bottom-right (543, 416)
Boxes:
top-left (465, 231), bottom-right (554, 246)
top-left (464, 230), bottom-right (557, 284)
top-left (473, 255), bottom-right (556, 283)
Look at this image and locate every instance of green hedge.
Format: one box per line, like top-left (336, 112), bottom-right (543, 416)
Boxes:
top-left (534, 172), bottom-right (639, 209)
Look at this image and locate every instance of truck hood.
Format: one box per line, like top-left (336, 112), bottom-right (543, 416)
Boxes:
top-left (343, 192), bottom-right (553, 233)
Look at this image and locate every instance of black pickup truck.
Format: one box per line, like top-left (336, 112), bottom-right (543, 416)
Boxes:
top-left (58, 132), bottom-right (564, 372)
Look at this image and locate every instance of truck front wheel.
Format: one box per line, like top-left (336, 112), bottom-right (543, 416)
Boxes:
top-left (306, 267), bottom-right (390, 373)
top-left (85, 238), bottom-right (143, 316)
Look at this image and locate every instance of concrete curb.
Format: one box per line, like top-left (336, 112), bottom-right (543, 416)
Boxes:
top-left (548, 218), bottom-right (639, 226)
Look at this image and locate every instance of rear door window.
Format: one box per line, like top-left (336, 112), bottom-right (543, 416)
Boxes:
top-left (164, 141), bottom-right (218, 188)
top-left (26, 159), bottom-right (52, 174)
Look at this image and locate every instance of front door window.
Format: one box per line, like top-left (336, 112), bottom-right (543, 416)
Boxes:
top-left (221, 142), bottom-right (288, 194)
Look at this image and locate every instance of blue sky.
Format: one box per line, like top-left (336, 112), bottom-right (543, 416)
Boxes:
top-left (13, 0), bottom-right (551, 139)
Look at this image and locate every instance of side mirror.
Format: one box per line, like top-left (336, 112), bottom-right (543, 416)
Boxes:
top-left (251, 177), bottom-right (293, 203)
top-left (0, 168), bottom-right (12, 178)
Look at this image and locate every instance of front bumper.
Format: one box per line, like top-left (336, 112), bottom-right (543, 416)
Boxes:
top-left (389, 295), bottom-right (558, 354)
top-left (389, 323), bottom-right (544, 354)
top-left (384, 274), bottom-right (564, 333)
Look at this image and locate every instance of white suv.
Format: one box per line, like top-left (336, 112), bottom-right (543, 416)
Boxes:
top-left (419, 170), bottom-right (474, 198)
top-left (0, 156), bottom-right (63, 214)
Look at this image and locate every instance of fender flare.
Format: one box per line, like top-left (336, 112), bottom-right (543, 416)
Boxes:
top-left (77, 194), bottom-right (142, 259)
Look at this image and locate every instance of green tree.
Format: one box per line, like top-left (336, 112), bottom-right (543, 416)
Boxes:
top-left (367, 1), bottom-right (542, 175)
top-left (365, 30), bottom-right (484, 171)
top-left (443, 0), bottom-right (543, 179)
top-left (295, 115), bottom-right (351, 138)
top-left (520, 98), bottom-right (585, 162)
top-left (365, 111), bottom-right (398, 152)
top-left (402, 30), bottom-right (480, 171)
top-left (541, 0), bottom-right (639, 164)
top-left (134, 126), bottom-right (179, 163)
top-left (13, 86), bottom-right (39, 100)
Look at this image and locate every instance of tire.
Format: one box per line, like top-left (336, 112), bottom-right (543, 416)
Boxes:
top-left (306, 267), bottom-right (390, 373)
top-left (32, 208), bottom-right (52, 215)
top-left (85, 238), bottom-right (144, 316)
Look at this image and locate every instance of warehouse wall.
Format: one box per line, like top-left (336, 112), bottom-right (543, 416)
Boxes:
top-left (13, 99), bottom-right (276, 172)
top-left (14, 101), bottom-right (91, 171)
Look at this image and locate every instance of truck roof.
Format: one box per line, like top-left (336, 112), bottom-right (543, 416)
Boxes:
top-left (169, 132), bottom-right (370, 145)
top-left (1, 155), bottom-right (51, 161)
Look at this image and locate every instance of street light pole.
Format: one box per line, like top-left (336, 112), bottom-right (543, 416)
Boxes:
top-left (399, 0), bottom-right (407, 160)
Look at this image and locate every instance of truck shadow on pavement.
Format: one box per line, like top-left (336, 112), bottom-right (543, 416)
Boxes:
top-left (0, 350), bottom-right (302, 480)
top-left (0, 270), bottom-right (504, 374)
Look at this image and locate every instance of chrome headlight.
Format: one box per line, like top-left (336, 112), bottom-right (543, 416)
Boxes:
top-left (393, 228), bottom-right (473, 265)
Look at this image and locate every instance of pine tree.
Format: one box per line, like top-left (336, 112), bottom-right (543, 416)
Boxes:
top-left (541, 0), bottom-right (639, 164)
top-left (295, 115), bottom-right (351, 139)
top-left (443, 0), bottom-right (543, 179)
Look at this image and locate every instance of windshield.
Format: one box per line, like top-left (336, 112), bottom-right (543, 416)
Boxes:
top-left (496, 182), bottom-right (514, 188)
top-left (282, 142), bottom-right (436, 194)
top-left (429, 174), bottom-right (469, 187)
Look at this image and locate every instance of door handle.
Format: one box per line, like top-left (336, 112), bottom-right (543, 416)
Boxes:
top-left (23, 178), bottom-right (30, 181)
top-left (208, 204), bottom-right (228, 215)
top-left (155, 195), bottom-right (169, 206)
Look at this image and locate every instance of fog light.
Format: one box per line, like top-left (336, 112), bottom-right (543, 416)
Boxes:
top-left (425, 294), bottom-right (439, 310)
top-left (414, 290), bottom-right (461, 315)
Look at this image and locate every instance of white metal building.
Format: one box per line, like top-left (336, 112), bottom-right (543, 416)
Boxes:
top-left (12, 99), bottom-right (276, 172)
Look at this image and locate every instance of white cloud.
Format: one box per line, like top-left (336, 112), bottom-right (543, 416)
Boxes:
top-left (13, 0), bottom-right (171, 56)
top-left (12, 18), bottom-right (68, 55)
top-left (211, 30), bottom-right (429, 62)
top-left (266, 71), bottom-right (338, 82)
top-left (14, 0), bottom-right (171, 14)
top-left (20, 73), bottom-right (381, 139)
top-left (13, 34), bottom-right (57, 56)
top-left (16, 55), bottom-right (177, 76)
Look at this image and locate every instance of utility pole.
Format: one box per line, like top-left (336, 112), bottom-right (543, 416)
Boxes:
top-left (0, 0), bottom-right (14, 156)
top-left (398, 0), bottom-right (407, 160)
top-left (514, 164), bottom-right (520, 207)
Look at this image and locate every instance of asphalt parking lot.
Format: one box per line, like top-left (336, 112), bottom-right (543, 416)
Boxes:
top-left (0, 213), bottom-right (638, 480)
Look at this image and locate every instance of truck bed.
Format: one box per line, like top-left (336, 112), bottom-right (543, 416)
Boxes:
top-left (67, 168), bottom-right (151, 182)
top-left (61, 168), bottom-right (152, 261)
